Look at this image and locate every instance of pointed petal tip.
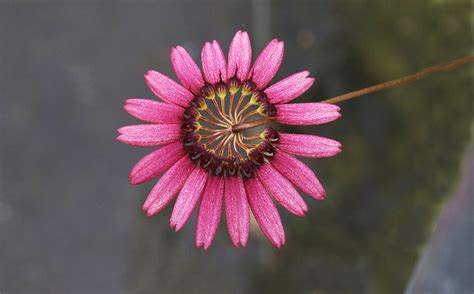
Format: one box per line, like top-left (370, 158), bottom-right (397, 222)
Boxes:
top-left (143, 72), bottom-right (156, 85)
top-left (231, 238), bottom-right (248, 248)
top-left (302, 204), bottom-right (308, 213)
top-left (194, 242), bottom-right (212, 251)
top-left (122, 104), bottom-right (132, 114)
top-left (169, 221), bottom-right (177, 229)
top-left (233, 30), bottom-right (245, 37)
top-left (124, 98), bottom-right (137, 105)
top-left (238, 31), bottom-right (250, 40)
top-left (270, 238), bottom-right (284, 249)
top-left (145, 69), bottom-right (156, 76)
top-left (301, 70), bottom-right (310, 77)
top-left (295, 211), bottom-right (306, 217)
top-left (175, 224), bottom-right (183, 232)
top-left (293, 205), bottom-right (307, 217)
top-left (268, 38), bottom-right (279, 45)
top-left (145, 211), bottom-right (153, 217)
top-left (144, 208), bottom-right (156, 217)
top-left (171, 219), bottom-right (186, 232)
top-left (128, 177), bottom-right (140, 185)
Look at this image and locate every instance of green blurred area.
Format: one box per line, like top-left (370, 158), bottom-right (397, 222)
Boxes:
top-left (253, 1), bottom-right (472, 293)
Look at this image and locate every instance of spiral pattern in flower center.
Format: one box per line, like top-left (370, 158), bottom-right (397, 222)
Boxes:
top-left (181, 78), bottom-right (279, 178)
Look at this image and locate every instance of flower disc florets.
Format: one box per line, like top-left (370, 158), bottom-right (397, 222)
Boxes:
top-left (180, 79), bottom-right (278, 179)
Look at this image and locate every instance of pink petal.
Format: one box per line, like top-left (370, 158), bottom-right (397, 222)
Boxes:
top-left (249, 39), bottom-right (284, 89)
top-left (124, 99), bottom-right (184, 124)
top-left (275, 102), bottom-right (341, 126)
top-left (170, 166), bottom-right (208, 231)
top-left (144, 70), bottom-right (194, 107)
top-left (201, 41), bottom-right (227, 84)
top-left (143, 156), bottom-right (194, 215)
top-left (196, 176), bottom-right (224, 250)
top-left (271, 150), bottom-right (325, 200)
top-left (264, 71), bottom-right (315, 104)
top-left (128, 141), bottom-right (185, 185)
top-left (227, 30), bottom-right (252, 81)
top-left (225, 176), bottom-right (250, 247)
top-left (257, 163), bottom-right (308, 216)
top-left (245, 177), bottom-right (285, 248)
top-left (171, 46), bottom-right (205, 94)
top-left (278, 133), bottom-right (342, 158)
top-left (116, 124), bottom-right (181, 147)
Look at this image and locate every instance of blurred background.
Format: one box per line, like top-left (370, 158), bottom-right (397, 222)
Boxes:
top-left (0, 1), bottom-right (472, 293)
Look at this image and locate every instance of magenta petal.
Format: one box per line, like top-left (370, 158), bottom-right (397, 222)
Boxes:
top-left (201, 41), bottom-right (227, 84)
top-left (124, 99), bottom-right (184, 124)
top-left (264, 71), bottom-right (315, 104)
top-left (249, 39), bottom-right (284, 89)
top-left (128, 142), bottom-right (185, 185)
top-left (143, 156), bottom-right (194, 215)
top-left (170, 167), bottom-right (208, 231)
top-left (196, 176), bottom-right (224, 250)
top-left (144, 70), bottom-right (194, 107)
top-left (257, 163), bottom-right (307, 216)
top-left (171, 46), bottom-right (205, 94)
top-left (245, 177), bottom-right (285, 248)
top-left (116, 124), bottom-right (181, 147)
top-left (225, 176), bottom-right (250, 247)
top-left (227, 30), bottom-right (252, 81)
top-left (271, 150), bottom-right (325, 200)
top-left (117, 124), bottom-right (181, 147)
top-left (275, 102), bottom-right (341, 126)
top-left (278, 133), bottom-right (342, 158)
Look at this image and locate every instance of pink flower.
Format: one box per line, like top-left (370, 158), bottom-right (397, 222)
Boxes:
top-left (117, 30), bottom-right (342, 250)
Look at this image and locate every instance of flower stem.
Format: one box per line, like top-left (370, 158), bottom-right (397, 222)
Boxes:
top-left (232, 118), bottom-right (273, 132)
top-left (322, 55), bottom-right (473, 104)
top-left (232, 55), bottom-right (473, 132)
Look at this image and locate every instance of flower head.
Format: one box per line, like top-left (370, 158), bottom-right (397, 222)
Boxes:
top-left (117, 30), bottom-right (342, 249)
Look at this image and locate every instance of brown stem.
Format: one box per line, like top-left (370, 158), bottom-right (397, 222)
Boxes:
top-left (323, 55), bottom-right (474, 104)
top-left (232, 118), bottom-right (273, 132)
top-left (232, 55), bottom-right (473, 132)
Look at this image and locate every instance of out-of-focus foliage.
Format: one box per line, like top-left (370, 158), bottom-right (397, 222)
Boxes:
top-left (254, 1), bottom-right (472, 293)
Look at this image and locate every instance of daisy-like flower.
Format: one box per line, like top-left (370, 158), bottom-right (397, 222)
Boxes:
top-left (117, 30), bottom-right (342, 249)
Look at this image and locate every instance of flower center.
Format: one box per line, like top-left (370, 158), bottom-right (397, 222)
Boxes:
top-left (181, 78), bottom-right (279, 178)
